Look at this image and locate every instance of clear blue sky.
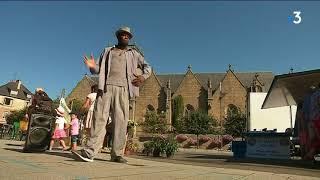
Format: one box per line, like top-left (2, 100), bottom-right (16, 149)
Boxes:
top-left (1, 1), bottom-right (320, 99)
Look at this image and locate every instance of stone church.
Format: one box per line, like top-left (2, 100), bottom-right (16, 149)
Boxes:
top-left (66, 65), bottom-right (274, 132)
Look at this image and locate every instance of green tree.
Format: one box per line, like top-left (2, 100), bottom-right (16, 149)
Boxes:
top-left (6, 107), bottom-right (28, 125)
top-left (224, 107), bottom-right (246, 137)
top-left (172, 95), bottom-right (184, 131)
top-left (52, 97), bottom-right (60, 109)
top-left (71, 99), bottom-right (84, 115)
top-left (182, 110), bottom-right (217, 148)
top-left (143, 111), bottom-right (167, 134)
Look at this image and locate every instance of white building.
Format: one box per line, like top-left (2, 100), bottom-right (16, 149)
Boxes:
top-left (0, 80), bottom-right (33, 124)
top-left (248, 92), bottom-right (297, 132)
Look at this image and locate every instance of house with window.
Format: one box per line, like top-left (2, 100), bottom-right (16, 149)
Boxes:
top-left (0, 80), bottom-right (33, 124)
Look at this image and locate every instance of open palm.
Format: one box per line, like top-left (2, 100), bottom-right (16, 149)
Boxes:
top-left (83, 54), bottom-right (96, 69)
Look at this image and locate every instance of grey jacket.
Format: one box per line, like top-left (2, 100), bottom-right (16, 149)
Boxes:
top-left (90, 46), bottom-right (152, 98)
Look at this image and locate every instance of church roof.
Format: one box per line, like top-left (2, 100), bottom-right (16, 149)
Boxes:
top-left (0, 80), bottom-right (33, 100)
top-left (157, 72), bottom-right (274, 92)
top-left (87, 71), bottom-right (274, 92)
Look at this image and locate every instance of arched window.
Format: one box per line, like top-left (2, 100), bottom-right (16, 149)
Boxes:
top-left (226, 104), bottom-right (239, 118)
top-left (185, 104), bottom-right (195, 117)
top-left (147, 104), bottom-right (155, 112)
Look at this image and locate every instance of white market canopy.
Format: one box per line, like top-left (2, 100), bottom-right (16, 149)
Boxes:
top-left (262, 69), bottom-right (320, 109)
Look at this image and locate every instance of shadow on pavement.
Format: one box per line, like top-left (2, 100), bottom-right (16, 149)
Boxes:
top-left (5, 143), bottom-right (24, 147)
top-left (185, 154), bottom-right (232, 160)
top-left (3, 147), bottom-right (24, 153)
top-left (184, 154), bottom-right (320, 170)
top-left (3, 147), bottom-right (74, 159)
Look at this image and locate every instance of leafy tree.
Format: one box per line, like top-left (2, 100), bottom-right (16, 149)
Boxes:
top-left (224, 107), bottom-right (246, 137)
top-left (181, 110), bottom-right (217, 148)
top-left (71, 99), bottom-right (84, 115)
top-left (6, 107), bottom-right (28, 124)
top-left (143, 111), bottom-right (167, 134)
top-left (172, 95), bottom-right (184, 131)
top-left (52, 97), bottom-right (60, 109)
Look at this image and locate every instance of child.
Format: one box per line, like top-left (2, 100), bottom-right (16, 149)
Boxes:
top-left (68, 112), bottom-right (79, 151)
top-left (49, 106), bottom-right (67, 151)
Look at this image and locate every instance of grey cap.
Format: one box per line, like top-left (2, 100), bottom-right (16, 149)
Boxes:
top-left (115, 26), bottom-right (133, 39)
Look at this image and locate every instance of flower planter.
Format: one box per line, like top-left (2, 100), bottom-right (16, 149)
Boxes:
top-left (153, 149), bottom-right (161, 157)
top-left (166, 152), bottom-right (174, 158)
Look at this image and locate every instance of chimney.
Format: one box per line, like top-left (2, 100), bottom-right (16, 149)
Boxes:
top-left (17, 80), bottom-right (21, 90)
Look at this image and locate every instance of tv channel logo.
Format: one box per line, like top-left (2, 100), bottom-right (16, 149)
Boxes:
top-left (288, 11), bottom-right (302, 24)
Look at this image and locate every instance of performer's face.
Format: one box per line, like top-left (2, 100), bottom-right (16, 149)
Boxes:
top-left (117, 33), bottom-right (130, 46)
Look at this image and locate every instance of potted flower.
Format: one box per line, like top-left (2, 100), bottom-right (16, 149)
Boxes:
top-left (125, 139), bottom-right (138, 155)
top-left (151, 137), bottom-right (166, 157)
top-left (127, 120), bottom-right (138, 138)
top-left (143, 141), bottom-right (154, 156)
top-left (164, 135), bottom-right (179, 158)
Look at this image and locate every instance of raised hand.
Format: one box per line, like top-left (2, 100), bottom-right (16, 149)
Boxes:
top-left (83, 53), bottom-right (96, 69)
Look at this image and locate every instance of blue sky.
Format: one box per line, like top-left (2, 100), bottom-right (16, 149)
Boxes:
top-left (1, 1), bottom-right (320, 98)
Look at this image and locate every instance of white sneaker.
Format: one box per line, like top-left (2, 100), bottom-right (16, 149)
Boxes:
top-left (71, 150), bottom-right (93, 162)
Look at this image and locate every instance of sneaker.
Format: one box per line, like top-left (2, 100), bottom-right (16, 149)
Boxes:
top-left (111, 156), bottom-right (128, 164)
top-left (63, 147), bottom-right (72, 151)
top-left (71, 150), bottom-right (93, 162)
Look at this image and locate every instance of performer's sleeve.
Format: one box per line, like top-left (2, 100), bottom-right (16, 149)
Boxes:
top-left (136, 51), bottom-right (152, 80)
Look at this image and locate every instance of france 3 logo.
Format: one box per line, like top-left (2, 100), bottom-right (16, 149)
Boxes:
top-left (288, 11), bottom-right (302, 24)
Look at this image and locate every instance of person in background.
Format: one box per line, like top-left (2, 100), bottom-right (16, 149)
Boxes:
top-left (11, 120), bottom-right (20, 140)
top-left (82, 84), bottom-right (98, 137)
top-left (49, 106), bottom-right (68, 151)
top-left (67, 112), bottom-right (80, 151)
top-left (19, 114), bottom-right (29, 141)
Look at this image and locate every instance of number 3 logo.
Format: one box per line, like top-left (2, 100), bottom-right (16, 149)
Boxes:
top-left (293, 11), bottom-right (302, 24)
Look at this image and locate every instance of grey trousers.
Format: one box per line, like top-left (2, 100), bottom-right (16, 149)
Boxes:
top-left (84, 85), bottom-right (129, 159)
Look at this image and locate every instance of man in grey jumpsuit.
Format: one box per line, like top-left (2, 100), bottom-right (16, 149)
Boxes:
top-left (72, 27), bottom-right (152, 163)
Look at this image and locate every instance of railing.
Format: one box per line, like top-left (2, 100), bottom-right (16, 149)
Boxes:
top-left (0, 124), bottom-right (25, 141)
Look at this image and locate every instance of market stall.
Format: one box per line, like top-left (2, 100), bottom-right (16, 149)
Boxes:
top-left (262, 69), bottom-right (320, 161)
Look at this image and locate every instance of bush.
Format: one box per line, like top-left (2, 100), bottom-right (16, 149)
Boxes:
top-left (176, 134), bottom-right (188, 143)
top-left (164, 135), bottom-right (179, 158)
top-left (181, 111), bottom-right (218, 148)
top-left (143, 135), bottom-right (179, 158)
top-left (224, 110), bottom-right (246, 138)
top-left (125, 139), bottom-right (139, 154)
top-left (181, 111), bottom-right (217, 135)
top-left (151, 137), bottom-right (167, 157)
top-left (143, 141), bottom-right (154, 156)
top-left (6, 107), bottom-right (27, 124)
top-left (172, 95), bottom-right (184, 130)
top-left (143, 111), bottom-right (167, 134)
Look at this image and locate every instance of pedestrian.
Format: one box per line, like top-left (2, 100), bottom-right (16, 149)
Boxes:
top-left (49, 106), bottom-right (68, 151)
top-left (11, 120), bottom-right (20, 140)
top-left (19, 114), bottom-right (29, 141)
top-left (66, 112), bottom-right (80, 151)
top-left (81, 84), bottom-right (98, 137)
top-left (72, 26), bottom-right (151, 163)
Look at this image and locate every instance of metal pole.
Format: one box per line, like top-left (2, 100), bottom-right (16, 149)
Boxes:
top-left (289, 105), bottom-right (293, 135)
top-left (219, 95), bottom-right (223, 150)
